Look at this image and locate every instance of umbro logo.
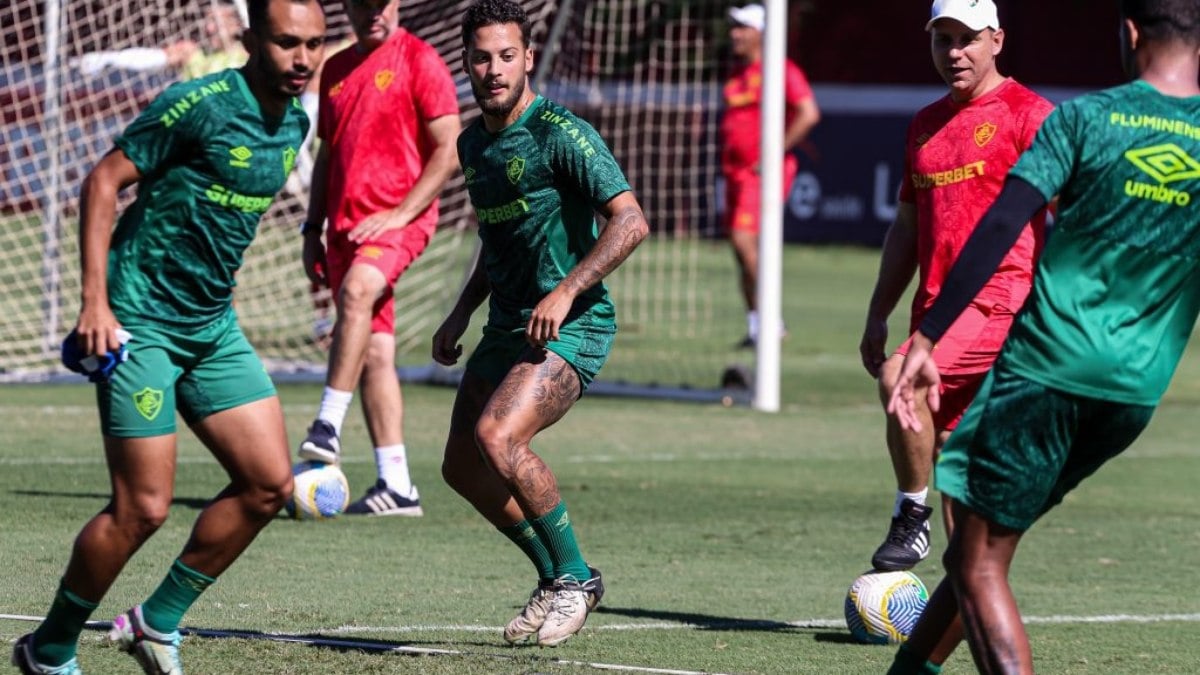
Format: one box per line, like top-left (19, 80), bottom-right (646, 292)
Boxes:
top-left (1125, 143), bottom-right (1200, 184)
top-left (1124, 143), bottom-right (1198, 207)
top-left (229, 146), bottom-right (253, 169)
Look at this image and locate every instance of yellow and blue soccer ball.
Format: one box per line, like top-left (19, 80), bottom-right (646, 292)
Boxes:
top-left (284, 460), bottom-right (350, 520)
top-left (844, 570), bottom-right (929, 644)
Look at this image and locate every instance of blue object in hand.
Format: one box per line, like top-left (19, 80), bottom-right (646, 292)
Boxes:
top-left (61, 328), bottom-right (132, 383)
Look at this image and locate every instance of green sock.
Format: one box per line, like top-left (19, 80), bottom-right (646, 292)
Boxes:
top-left (32, 581), bottom-right (99, 667)
top-left (141, 559), bottom-right (216, 635)
top-left (529, 502), bottom-right (590, 582)
top-left (499, 520), bottom-right (555, 581)
top-left (887, 643), bottom-right (943, 675)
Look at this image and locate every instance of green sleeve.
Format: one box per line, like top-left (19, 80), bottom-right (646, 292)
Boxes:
top-left (1009, 103), bottom-right (1079, 203)
top-left (114, 81), bottom-right (207, 178)
top-left (548, 116), bottom-right (631, 210)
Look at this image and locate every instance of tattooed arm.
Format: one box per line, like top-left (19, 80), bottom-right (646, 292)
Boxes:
top-left (524, 191), bottom-right (650, 346)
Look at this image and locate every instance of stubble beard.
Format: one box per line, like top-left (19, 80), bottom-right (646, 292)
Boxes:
top-left (477, 75), bottom-right (527, 119)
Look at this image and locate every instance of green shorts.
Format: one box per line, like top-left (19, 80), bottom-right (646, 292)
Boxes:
top-left (935, 364), bottom-right (1154, 531)
top-left (466, 319), bottom-right (615, 392)
top-left (97, 314), bottom-right (276, 438)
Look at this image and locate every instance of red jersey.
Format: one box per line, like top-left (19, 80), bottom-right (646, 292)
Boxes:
top-left (720, 58), bottom-right (813, 179)
top-left (898, 79), bottom-right (1053, 323)
top-left (318, 30), bottom-right (458, 236)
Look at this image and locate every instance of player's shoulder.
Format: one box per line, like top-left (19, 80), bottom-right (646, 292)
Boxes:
top-left (996, 79), bottom-right (1054, 117)
top-left (153, 68), bottom-right (241, 118)
top-left (529, 97), bottom-right (595, 133)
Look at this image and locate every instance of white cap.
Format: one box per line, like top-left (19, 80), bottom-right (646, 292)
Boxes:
top-left (728, 4), bottom-right (766, 31)
top-left (926, 0), bottom-right (1000, 31)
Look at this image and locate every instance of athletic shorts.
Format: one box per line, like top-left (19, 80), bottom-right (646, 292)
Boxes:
top-left (723, 160), bottom-right (798, 235)
top-left (897, 301), bottom-right (1015, 430)
top-left (96, 314), bottom-right (276, 438)
top-left (326, 224), bottom-right (434, 335)
top-left (935, 364), bottom-right (1154, 531)
top-left (465, 319), bottom-right (616, 392)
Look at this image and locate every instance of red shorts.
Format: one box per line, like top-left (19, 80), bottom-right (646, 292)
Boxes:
top-left (896, 301), bottom-right (1015, 431)
top-left (723, 159), bottom-right (799, 235)
top-left (326, 224), bottom-right (434, 335)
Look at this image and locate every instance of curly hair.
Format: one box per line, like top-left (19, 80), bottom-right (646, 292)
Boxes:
top-left (462, 0), bottom-right (532, 48)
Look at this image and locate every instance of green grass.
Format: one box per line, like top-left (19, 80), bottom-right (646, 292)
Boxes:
top-left (2, 245), bottom-right (1199, 674)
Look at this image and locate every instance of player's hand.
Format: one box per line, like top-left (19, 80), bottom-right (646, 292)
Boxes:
top-left (74, 303), bottom-right (125, 357)
top-left (302, 231), bottom-right (327, 285)
top-left (885, 331), bottom-right (941, 433)
top-left (432, 311), bottom-right (469, 366)
top-left (525, 288), bottom-right (572, 348)
top-left (348, 208), bottom-right (408, 244)
top-left (859, 316), bottom-right (889, 378)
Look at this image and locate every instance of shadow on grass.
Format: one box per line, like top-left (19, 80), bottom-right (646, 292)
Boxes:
top-left (12, 489), bottom-right (211, 510)
top-left (595, 605), bottom-right (812, 633)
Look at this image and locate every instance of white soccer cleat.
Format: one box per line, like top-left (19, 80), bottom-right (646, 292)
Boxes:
top-left (535, 568), bottom-right (604, 647)
top-left (108, 605), bottom-right (183, 675)
top-left (503, 581), bottom-right (557, 644)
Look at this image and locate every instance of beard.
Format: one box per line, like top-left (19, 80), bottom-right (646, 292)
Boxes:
top-left (474, 74), bottom-right (527, 118)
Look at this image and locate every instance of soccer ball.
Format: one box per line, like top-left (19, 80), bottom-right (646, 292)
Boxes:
top-left (284, 460), bottom-right (350, 520)
top-left (844, 570), bottom-right (929, 644)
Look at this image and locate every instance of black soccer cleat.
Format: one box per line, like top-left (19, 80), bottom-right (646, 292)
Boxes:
top-left (871, 498), bottom-right (933, 572)
top-left (298, 419), bottom-right (341, 464)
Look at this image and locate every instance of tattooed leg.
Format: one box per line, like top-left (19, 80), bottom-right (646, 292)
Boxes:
top-left (441, 371), bottom-right (527, 527)
top-left (475, 349), bottom-right (581, 516)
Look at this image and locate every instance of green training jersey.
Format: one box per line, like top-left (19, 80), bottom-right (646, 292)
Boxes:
top-left (1003, 80), bottom-right (1200, 405)
top-left (457, 95), bottom-right (632, 330)
top-left (109, 68), bottom-right (309, 327)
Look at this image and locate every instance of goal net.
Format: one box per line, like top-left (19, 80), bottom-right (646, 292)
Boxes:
top-left (1, 0), bottom-right (752, 399)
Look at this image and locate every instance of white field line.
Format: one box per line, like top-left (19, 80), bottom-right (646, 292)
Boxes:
top-left (5, 612), bottom-right (1200, 632)
top-left (3, 612), bottom-right (1199, 675)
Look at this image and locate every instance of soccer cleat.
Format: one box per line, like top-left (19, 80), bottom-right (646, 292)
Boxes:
top-left (871, 498), bottom-right (934, 572)
top-left (503, 580), bottom-right (556, 644)
top-left (344, 480), bottom-right (423, 517)
top-left (11, 634), bottom-right (83, 675)
top-left (107, 606), bottom-right (183, 675)
top-left (535, 567), bottom-right (604, 647)
top-left (297, 419), bottom-right (340, 464)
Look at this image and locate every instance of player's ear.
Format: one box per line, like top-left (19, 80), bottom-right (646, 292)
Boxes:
top-left (1123, 18), bottom-right (1139, 52)
top-left (990, 27), bottom-right (1004, 56)
top-left (524, 46), bottom-right (534, 76)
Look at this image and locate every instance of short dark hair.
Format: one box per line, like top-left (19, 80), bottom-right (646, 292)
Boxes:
top-left (247, 0), bottom-right (324, 36)
top-left (1121, 0), bottom-right (1200, 45)
top-left (462, 0), bottom-right (531, 48)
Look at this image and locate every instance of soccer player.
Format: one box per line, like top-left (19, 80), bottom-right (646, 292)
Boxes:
top-left (886, 1), bottom-right (1200, 672)
top-left (722, 3), bottom-right (820, 348)
top-left (297, 0), bottom-right (460, 516)
top-left (433, 0), bottom-right (648, 647)
top-left (859, 0), bottom-right (1052, 572)
top-left (10, 1), bottom-right (325, 673)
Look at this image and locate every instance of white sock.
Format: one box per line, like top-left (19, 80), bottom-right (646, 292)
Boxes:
top-left (316, 387), bottom-right (354, 435)
top-left (894, 488), bottom-right (928, 516)
top-left (375, 444), bottom-right (413, 495)
top-left (747, 311), bottom-right (760, 340)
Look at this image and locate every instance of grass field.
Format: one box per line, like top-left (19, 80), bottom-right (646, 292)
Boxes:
top-left (2, 245), bottom-right (1199, 674)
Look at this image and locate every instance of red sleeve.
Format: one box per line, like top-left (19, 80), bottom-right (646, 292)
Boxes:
top-left (785, 60), bottom-right (813, 105)
top-left (1020, 96), bottom-right (1055, 152)
top-left (411, 41), bottom-right (459, 120)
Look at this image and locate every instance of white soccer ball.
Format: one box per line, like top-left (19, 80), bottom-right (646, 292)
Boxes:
top-left (844, 570), bottom-right (929, 644)
top-left (285, 460), bottom-right (350, 520)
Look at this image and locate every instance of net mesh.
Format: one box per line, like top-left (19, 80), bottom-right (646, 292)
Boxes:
top-left (1, 0), bottom-right (748, 395)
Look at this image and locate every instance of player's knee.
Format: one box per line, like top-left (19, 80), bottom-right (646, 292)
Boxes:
top-left (364, 338), bottom-right (395, 371)
top-left (116, 498), bottom-right (171, 539)
top-left (337, 277), bottom-right (382, 313)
